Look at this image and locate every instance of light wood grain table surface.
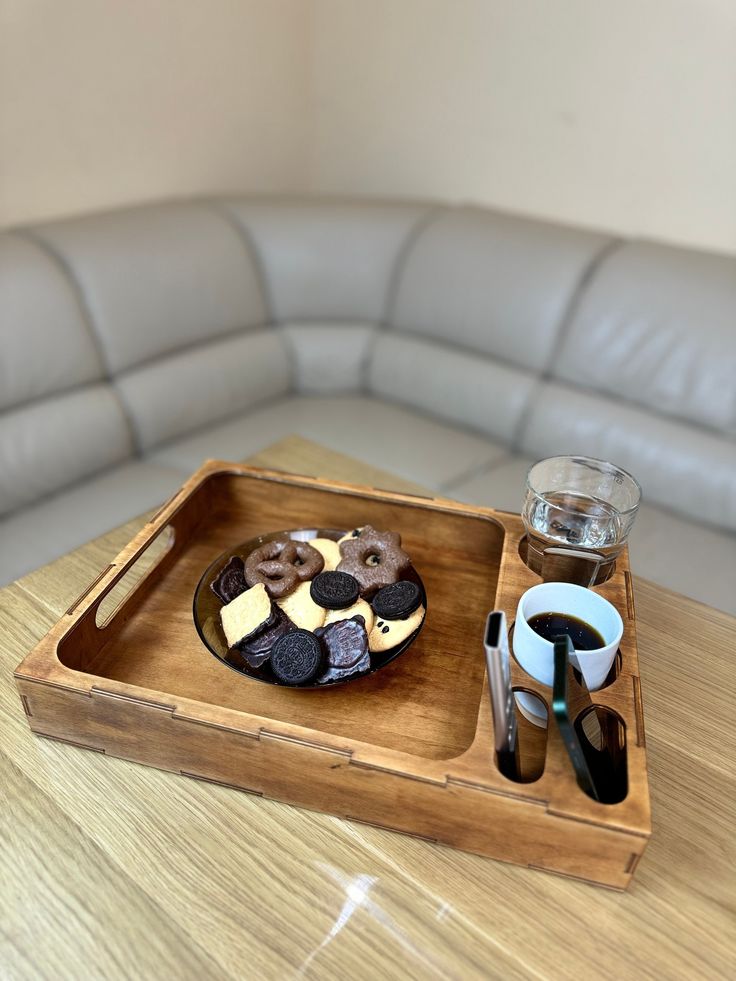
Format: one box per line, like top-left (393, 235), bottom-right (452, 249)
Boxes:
top-left (2, 436), bottom-right (734, 980)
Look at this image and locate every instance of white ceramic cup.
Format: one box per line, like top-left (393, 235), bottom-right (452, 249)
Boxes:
top-left (513, 582), bottom-right (623, 696)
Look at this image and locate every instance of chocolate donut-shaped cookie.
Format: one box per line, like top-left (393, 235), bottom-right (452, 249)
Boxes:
top-left (337, 524), bottom-right (411, 596)
top-left (245, 538), bottom-right (324, 599)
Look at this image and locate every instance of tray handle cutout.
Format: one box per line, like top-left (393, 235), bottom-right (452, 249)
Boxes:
top-left (574, 705), bottom-right (628, 804)
top-left (500, 689), bottom-right (548, 783)
top-left (95, 524), bottom-right (175, 628)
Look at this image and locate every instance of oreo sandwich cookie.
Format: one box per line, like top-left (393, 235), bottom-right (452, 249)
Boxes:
top-left (310, 571), bottom-right (360, 610)
top-left (372, 580), bottom-right (422, 621)
top-left (270, 629), bottom-right (323, 685)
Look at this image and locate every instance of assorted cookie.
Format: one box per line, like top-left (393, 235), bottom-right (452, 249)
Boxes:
top-left (372, 580), bottom-right (422, 620)
top-left (244, 538), bottom-right (323, 598)
top-left (238, 605), bottom-right (294, 668)
top-left (368, 604), bottom-right (426, 653)
top-left (323, 598), bottom-right (375, 634)
top-left (336, 525), bottom-right (411, 595)
top-left (210, 556), bottom-right (248, 604)
top-left (271, 631), bottom-right (324, 685)
top-left (310, 571), bottom-right (360, 610)
top-left (220, 583), bottom-right (272, 649)
top-left (315, 615), bottom-right (371, 684)
top-left (275, 581), bottom-right (326, 632)
top-left (309, 538), bottom-right (341, 572)
top-left (208, 525), bottom-right (426, 686)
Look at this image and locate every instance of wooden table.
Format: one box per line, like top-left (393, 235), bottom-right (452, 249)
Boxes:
top-left (2, 437), bottom-right (734, 980)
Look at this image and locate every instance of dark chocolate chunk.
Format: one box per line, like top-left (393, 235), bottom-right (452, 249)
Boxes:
top-left (372, 580), bottom-right (422, 620)
top-left (270, 629), bottom-right (323, 685)
top-left (210, 556), bottom-right (247, 604)
top-left (237, 605), bottom-right (294, 668)
top-left (315, 616), bottom-right (370, 683)
top-left (310, 571), bottom-right (360, 610)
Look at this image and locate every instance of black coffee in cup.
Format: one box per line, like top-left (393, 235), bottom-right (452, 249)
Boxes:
top-left (527, 612), bottom-right (604, 650)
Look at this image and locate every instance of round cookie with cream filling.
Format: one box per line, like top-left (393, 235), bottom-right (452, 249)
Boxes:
top-left (372, 580), bottom-right (422, 621)
top-left (271, 630), bottom-right (324, 685)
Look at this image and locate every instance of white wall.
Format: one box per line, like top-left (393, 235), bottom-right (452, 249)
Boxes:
top-left (0, 0), bottom-right (310, 227)
top-left (2, 0), bottom-right (735, 254)
top-left (310, 0), bottom-right (736, 254)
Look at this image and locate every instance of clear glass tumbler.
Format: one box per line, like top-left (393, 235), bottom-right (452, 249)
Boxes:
top-left (521, 456), bottom-right (641, 585)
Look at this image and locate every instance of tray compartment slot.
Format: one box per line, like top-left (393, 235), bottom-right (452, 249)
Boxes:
top-left (500, 688), bottom-right (548, 784)
top-left (574, 705), bottom-right (628, 804)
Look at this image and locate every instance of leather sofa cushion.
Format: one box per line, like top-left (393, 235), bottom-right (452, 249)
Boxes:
top-left (0, 460), bottom-right (185, 583)
top-left (390, 206), bottom-right (612, 371)
top-left (368, 332), bottom-right (536, 444)
top-left (554, 241), bottom-right (736, 437)
top-left (0, 233), bottom-right (103, 411)
top-left (281, 322), bottom-right (377, 394)
top-left (31, 202), bottom-right (267, 373)
top-left (221, 198), bottom-right (431, 322)
top-left (628, 504), bottom-right (736, 616)
top-left (520, 382), bottom-right (736, 533)
top-left (0, 385), bottom-right (133, 517)
top-left (445, 455), bottom-right (533, 513)
top-left (116, 329), bottom-right (290, 451)
top-left (148, 395), bottom-right (505, 490)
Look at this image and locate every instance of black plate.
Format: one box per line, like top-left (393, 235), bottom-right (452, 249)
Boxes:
top-left (193, 528), bottom-right (426, 689)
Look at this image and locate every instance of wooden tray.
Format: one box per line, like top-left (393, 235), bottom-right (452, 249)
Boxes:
top-left (15, 461), bottom-right (651, 889)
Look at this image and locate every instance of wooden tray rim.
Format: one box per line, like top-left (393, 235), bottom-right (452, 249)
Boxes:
top-left (15, 459), bottom-right (651, 838)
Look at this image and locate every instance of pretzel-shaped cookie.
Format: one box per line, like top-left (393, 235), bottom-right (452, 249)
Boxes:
top-left (244, 538), bottom-right (324, 599)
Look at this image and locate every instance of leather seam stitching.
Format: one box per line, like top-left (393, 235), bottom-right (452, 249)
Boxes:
top-left (112, 322), bottom-right (274, 382)
top-left (10, 228), bottom-right (142, 455)
top-left (145, 390), bottom-right (296, 456)
top-left (372, 325), bottom-right (539, 384)
top-left (439, 452), bottom-right (520, 495)
top-left (207, 200), bottom-right (278, 326)
top-left (360, 327), bottom-right (539, 447)
top-left (208, 200), bottom-right (298, 391)
top-left (510, 237), bottom-right (624, 451)
top-left (360, 205), bottom-right (449, 394)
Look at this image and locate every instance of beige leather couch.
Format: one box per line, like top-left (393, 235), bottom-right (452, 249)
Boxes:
top-left (2, 197), bottom-right (735, 613)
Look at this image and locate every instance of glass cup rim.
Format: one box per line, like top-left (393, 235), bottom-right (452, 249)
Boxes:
top-left (525, 455), bottom-right (642, 516)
